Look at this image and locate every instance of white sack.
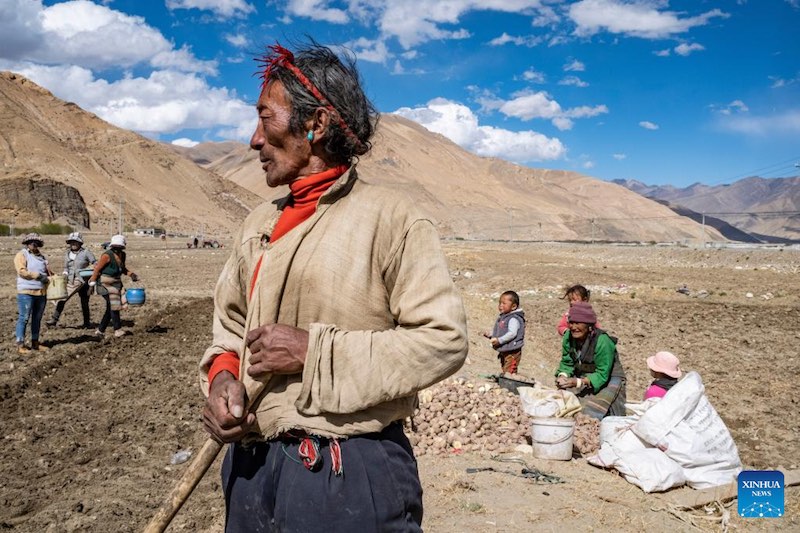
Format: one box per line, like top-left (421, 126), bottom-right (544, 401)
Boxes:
top-left (600, 416), bottom-right (638, 446)
top-left (632, 371), bottom-right (742, 489)
top-left (588, 439), bottom-right (685, 492)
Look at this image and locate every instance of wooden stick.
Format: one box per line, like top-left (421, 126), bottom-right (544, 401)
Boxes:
top-left (144, 379), bottom-right (269, 533)
top-left (143, 438), bottom-right (223, 533)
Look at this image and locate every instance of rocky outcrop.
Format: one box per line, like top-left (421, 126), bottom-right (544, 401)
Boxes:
top-left (0, 171), bottom-right (90, 228)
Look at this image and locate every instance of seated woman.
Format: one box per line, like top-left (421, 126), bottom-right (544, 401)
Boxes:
top-left (643, 351), bottom-right (681, 400)
top-left (555, 301), bottom-right (626, 419)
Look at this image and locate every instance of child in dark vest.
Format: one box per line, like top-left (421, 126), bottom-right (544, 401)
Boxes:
top-left (644, 351), bottom-right (682, 400)
top-left (484, 290), bottom-right (526, 374)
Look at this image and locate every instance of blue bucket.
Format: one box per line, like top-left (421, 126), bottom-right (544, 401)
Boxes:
top-left (126, 287), bottom-right (146, 306)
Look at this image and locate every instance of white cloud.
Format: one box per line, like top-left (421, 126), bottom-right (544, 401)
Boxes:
top-left (172, 138), bottom-right (200, 148)
top-left (654, 48), bottom-right (671, 57)
top-left (3, 62), bottom-right (253, 137)
top-left (582, 160), bottom-right (595, 169)
top-left (342, 37), bottom-right (390, 63)
top-left (563, 59), bottom-right (585, 72)
top-left (0, 0), bottom-right (44, 60)
top-left (559, 75), bottom-right (589, 87)
top-left (0, 0), bottom-right (215, 73)
top-left (769, 73), bottom-right (799, 88)
top-left (165, 0), bottom-right (255, 18)
top-left (718, 109), bottom-right (800, 135)
top-left (612, 153), bottom-right (626, 160)
top-left (489, 32), bottom-right (543, 47)
top-left (709, 100), bottom-right (749, 115)
top-left (286, 0), bottom-right (349, 24)
top-left (280, 1), bottom-right (549, 50)
top-left (224, 33), bottom-right (249, 48)
top-left (674, 42), bottom-right (704, 56)
top-left (500, 91), bottom-right (563, 120)
top-left (393, 98), bottom-right (566, 162)
top-left (552, 117), bottom-right (574, 130)
top-left (639, 120), bottom-right (659, 130)
top-left (521, 68), bottom-right (546, 83)
top-left (569, 0), bottom-right (729, 39)
top-left (564, 104), bottom-right (608, 118)
top-left (532, 6), bottom-right (560, 27)
top-left (497, 91), bottom-right (608, 129)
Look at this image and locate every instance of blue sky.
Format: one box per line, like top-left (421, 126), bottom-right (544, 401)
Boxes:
top-left (1, 0), bottom-right (798, 187)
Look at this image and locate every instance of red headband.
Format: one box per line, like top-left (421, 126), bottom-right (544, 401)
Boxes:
top-left (258, 44), bottom-right (364, 151)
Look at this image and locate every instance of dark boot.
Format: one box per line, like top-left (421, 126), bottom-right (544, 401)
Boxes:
top-left (31, 341), bottom-right (49, 352)
top-left (45, 314), bottom-right (59, 327)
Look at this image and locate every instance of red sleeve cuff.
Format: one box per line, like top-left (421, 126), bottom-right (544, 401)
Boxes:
top-left (208, 351), bottom-right (240, 385)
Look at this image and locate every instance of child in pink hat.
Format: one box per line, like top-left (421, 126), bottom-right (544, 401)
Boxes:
top-left (643, 351), bottom-right (682, 400)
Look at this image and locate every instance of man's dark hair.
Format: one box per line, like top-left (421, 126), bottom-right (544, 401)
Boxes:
top-left (501, 290), bottom-right (520, 307)
top-left (265, 40), bottom-right (378, 164)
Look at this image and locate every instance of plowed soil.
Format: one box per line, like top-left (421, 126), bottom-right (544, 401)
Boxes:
top-left (1, 236), bottom-right (798, 532)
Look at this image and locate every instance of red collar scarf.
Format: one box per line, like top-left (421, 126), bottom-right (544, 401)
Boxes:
top-left (269, 165), bottom-right (349, 242)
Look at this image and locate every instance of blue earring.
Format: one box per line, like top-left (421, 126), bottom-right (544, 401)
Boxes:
top-left (306, 131), bottom-right (314, 142)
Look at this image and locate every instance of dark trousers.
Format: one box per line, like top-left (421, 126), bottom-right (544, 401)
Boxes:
top-left (222, 422), bottom-right (423, 532)
top-left (52, 283), bottom-right (91, 325)
top-left (98, 293), bottom-right (121, 332)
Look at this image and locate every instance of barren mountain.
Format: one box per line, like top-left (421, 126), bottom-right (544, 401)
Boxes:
top-left (175, 115), bottom-right (722, 243)
top-left (613, 177), bottom-right (800, 242)
top-left (0, 72), bottom-right (263, 236)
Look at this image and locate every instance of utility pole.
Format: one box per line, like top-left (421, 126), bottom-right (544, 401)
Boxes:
top-left (507, 210), bottom-right (512, 242)
top-left (701, 212), bottom-right (706, 248)
top-left (591, 219), bottom-right (596, 244)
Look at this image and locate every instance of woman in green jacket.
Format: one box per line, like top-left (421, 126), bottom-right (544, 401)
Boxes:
top-left (555, 301), bottom-right (626, 419)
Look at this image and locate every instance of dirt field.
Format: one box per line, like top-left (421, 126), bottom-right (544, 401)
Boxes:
top-left (1, 235), bottom-right (798, 532)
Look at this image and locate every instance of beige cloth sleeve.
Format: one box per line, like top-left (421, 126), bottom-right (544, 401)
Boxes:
top-left (296, 220), bottom-right (469, 416)
top-left (198, 233), bottom-right (252, 397)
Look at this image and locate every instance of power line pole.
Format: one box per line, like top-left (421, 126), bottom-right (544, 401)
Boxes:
top-left (508, 210), bottom-right (512, 242)
top-left (591, 219), bottom-right (596, 243)
top-left (701, 212), bottom-right (706, 248)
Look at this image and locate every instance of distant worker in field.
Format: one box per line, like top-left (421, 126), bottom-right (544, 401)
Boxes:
top-left (200, 41), bottom-right (468, 531)
top-left (88, 234), bottom-right (139, 338)
top-left (555, 301), bottom-right (626, 419)
top-left (14, 233), bottom-right (53, 353)
top-left (46, 232), bottom-right (96, 329)
top-left (556, 284), bottom-right (600, 337)
top-left (643, 351), bottom-right (682, 400)
top-left (483, 290), bottom-right (526, 374)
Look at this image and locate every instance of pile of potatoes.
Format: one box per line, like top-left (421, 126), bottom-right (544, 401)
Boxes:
top-left (573, 413), bottom-right (600, 455)
top-left (406, 378), bottom-right (531, 456)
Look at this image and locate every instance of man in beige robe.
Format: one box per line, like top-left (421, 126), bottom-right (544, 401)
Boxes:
top-left (200, 42), bottom-right (468, 532)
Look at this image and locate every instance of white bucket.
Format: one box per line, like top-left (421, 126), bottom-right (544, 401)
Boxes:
top-left (531, 417), bottom-right (575, 461)
top-left (46, 274), bottom-right (68, 300)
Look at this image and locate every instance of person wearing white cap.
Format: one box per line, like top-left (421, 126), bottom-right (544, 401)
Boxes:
top-left (14, 233), bottom-right (54, 353)
top-left (643, 351), bottom-right (682, 400)
top-left (46, 232), bottom-right (97, 328)
top-left (88, 234), bottom-right (139, 338)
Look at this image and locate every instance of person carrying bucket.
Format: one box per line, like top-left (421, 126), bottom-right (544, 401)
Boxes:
top-left (88, 234), bottom-right (139, 338)
top-left (46, 232), bottom-right (96, 329)
top-left (14, 233), bottom-right (53, 353)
